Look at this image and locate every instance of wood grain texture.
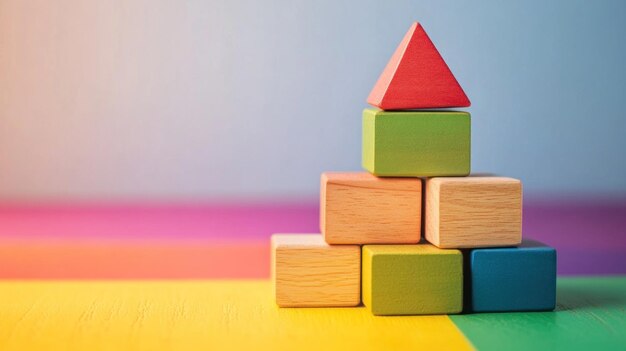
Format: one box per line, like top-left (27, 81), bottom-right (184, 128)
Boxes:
top-left (362, 244), bottom-right (463, 315)
top-left (367, 22), bottom-right (470, 110)
top-left (0, 280), bottom-right (474, 351)
top-left (452, 276), bottom-right (626, 351)
top-left (321, 172), bottom-right (421, 244)
top-left (468, 239), bottom-right (557, 312)
top-left (272, 234), bottom-right (360, 307)
top-left (426, 176), bottom-right (522, 248)
top-left (362, 109), bottom-right (470, 177)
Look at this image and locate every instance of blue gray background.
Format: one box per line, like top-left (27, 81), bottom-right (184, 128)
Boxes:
top-left (1, 0), bottom-right (625, 200)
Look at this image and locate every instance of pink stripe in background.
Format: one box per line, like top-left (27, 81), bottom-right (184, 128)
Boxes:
top-left (0, 203), bottom-right (318, 241)
top-left (0, 199), bottom-right (624, 278)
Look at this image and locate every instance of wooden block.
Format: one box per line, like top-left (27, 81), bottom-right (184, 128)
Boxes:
top-left (367, 22), bottom-right (470, 110)
top-left (467, 239), bottom-right (557, 312)
top-left (362, 244), bottom-right (463, 315)
top-left (362, 109), bottom-right (470, 177)
top-left (271, 233), bottom-right (360, 307)
top-left (426, 176), bottom-right (522, 248)
top-left (320, 172), bottom-right (421, 244)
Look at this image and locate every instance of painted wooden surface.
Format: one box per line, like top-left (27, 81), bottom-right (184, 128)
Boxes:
top-left (468, 239), bottom-right (557, 312)
top-left (320, 172), bottom-right (421, 244)
top-left (426, 176), bottom-right (522, 248)
top-left (0, 280), bottom-right (473, 351)
top-left (272, 234), bottom-right (360, 307)
top-left (367, 22), bottom-right (470, 109)
top-left (362, 109), bottom-right (470, 177)
top-left (452, 276), bottom-right (626, 351)
top-left (362, 244), bottom-right (462, 315)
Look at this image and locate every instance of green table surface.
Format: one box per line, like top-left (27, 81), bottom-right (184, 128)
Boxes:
top-left (452, 276), bottom-right (626, 351)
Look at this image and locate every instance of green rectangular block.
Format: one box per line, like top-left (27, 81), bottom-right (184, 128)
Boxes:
top-left (362, 109), bottom-right (471, 177)
top-left (362, 244), bottom-right (463, 316)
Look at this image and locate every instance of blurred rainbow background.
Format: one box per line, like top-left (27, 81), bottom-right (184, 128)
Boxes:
top-left (1, 0), bottom-right (624, 279)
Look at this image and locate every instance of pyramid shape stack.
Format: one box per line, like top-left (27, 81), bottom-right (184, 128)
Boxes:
top-left (272, 22), bottom-right (557, 315)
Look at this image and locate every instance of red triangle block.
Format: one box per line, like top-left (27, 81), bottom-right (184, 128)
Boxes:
top-left (368, 22), bottom-right (470, 110)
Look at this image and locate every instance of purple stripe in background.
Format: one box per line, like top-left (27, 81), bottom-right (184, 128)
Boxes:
top-left (523, 198), bottom-right (626, 275)
top-left (0, 198), bottom-right (624, 275)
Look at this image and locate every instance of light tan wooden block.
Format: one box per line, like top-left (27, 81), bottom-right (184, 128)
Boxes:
top-left (320, 172), bottom-right (422, 244)
top-left (425, 176), bottom-right (522, 248)
top-left (271, 233), bottom-right (360, 307)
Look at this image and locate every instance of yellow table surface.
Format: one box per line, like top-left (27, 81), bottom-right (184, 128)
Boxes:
top-left (0, 280), bottom-right (473, 350)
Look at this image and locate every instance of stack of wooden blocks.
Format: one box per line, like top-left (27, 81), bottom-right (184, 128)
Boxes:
top-left (272, 22), bottom-right (557, 315)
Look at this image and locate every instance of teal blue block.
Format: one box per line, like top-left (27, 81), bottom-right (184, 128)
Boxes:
top-left (469, 239), bottom-right (557, 312)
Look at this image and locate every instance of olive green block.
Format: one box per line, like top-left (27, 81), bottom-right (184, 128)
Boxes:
top-left (362, 109), bottom-right (471, 177)
top-left (362, 244), bottom-right (463, 315)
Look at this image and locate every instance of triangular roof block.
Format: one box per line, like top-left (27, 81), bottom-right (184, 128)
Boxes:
top-left (368, 22), bottom-right (470, 110)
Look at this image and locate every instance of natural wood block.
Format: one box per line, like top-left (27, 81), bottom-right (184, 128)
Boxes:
top-left (320, 172), bottom-right (421, 244)
top-left (271, 233), bottom-right (360, 307)
top-left (367, 22), bottom-right (470, 110)
top-left (467, 239), bottom-right (557, 312)
top-left (362, 109), bottom-right (470, 177)
top-left (362, 244), bottom-right (463, 315)
top-left (426, 176), bottom-right (522, 248)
